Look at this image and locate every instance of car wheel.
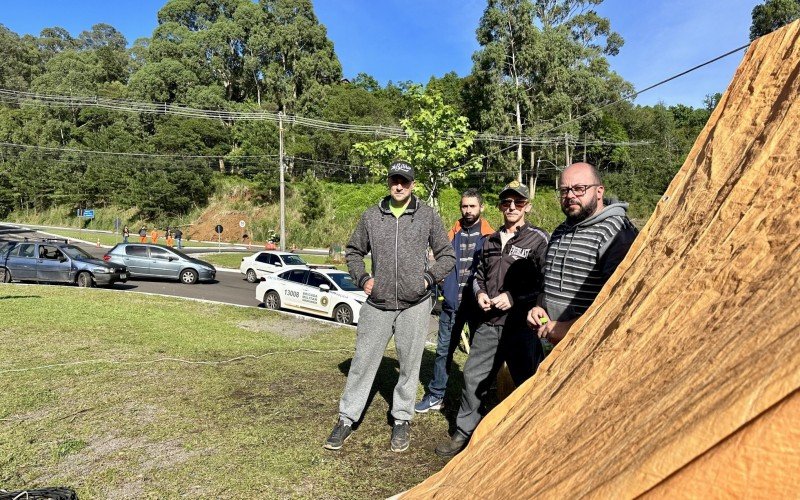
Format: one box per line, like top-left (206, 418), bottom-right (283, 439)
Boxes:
top-left (333, 304), bottom-right (353, 325)
top-left (0, 267), bottom-right (11, 283)
top-left (263, 290), bottom-right (281, 310)
top-left (180, 269), bottom-right (199, 284)
top-left (76, 272), bottom-right (94, 288)
top-left (246, 268), bottom-right (257, 283)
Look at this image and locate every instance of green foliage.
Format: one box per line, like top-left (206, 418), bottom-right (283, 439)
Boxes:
top-left (352, 89), bottom-right (480, 205)
top-left (0, 0), bottom-right (716, 233)
top-left (750, 0), bottom-right (800, 40)
top-left (298, 172), bottom-right (324, 223)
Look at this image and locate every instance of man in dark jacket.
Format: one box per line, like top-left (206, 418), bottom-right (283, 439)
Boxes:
top-left (528, 162), bottom-right (638, 344)
top-left (435, 181), bottom-right (549, 458)
top-left (415, 188), bottom-right (493, 413)
top-left (324, 160), bottom-right (455, 453)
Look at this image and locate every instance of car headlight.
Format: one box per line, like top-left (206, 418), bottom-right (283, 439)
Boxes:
top-left (92, 267), bottom-right (111, 274)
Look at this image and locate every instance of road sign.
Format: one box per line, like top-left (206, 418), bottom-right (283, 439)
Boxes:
top-left (215, 224), bottom-right (224, 234)
top-left (239, 220), bottom-right (246, 228)
top-left (83, 209), bottom-right (95, 219)
top-left (76, 209), bottom-right (83, 217)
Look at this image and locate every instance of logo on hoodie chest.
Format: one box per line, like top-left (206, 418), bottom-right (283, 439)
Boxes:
top-left (508, 245), bottom-right (531, 259)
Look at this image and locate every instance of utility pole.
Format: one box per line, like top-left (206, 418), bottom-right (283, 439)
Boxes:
top-left (530, 150), bottom-right (537, 199)
top-left (565, 133), bottom-right (571, 166)
top-left (279, 111), bottom-right (286, 251)
top-left (583, 132), bottom-right (587, 162)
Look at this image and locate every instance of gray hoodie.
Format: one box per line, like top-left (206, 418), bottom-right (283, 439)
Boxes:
top-left (346, 195), bottom-right (456, 311)
top-left (542, 202), bottom-right (638, 321)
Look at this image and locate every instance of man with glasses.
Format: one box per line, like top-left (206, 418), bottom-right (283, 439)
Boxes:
top-left (435, 181), bottom-right (549, 458)
top-left (324, 160), bottom-right (455, 453)
top-left (527, 162), bottom-right (638, 344)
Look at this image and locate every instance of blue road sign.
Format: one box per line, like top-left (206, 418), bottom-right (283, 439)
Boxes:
top-left (83, 209), bottom-right (95, 219)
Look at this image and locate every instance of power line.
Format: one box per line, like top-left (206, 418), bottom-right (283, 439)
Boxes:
top-left (0, 88), bottom-right (650, 148)
top-left (539, 42), bottom-right (752, 136)
top-left (0, 141), bottom-right (279, 160)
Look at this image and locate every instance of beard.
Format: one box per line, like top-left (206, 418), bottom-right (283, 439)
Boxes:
top-left (563, 197), bottom-right (597, 225)
top-left (461, 213), bottom-right (478, 226)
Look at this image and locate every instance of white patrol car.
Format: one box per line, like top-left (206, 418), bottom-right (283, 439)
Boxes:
top-left (239, 250), bottom-right (309, 283)
top-left (255, 266), bottom-right (366, 325)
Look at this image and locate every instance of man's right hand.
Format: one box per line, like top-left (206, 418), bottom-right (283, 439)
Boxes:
top-left (527, 306), bottom-right (549, 328)
top-left (477, 292), bottom-right (492, 311)
top-left (363, 278), bottom-right (374, 295)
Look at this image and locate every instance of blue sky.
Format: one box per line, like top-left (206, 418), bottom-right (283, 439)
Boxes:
top-left (2, 0), bottom-right (760, 107)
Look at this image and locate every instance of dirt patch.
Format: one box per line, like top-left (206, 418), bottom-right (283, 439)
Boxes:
top-left (237, 315), bottom-right (349, 339)
top-left (37, 434), bottom-right (199, 497)
top-left (187, 202), bottom-right (273, 244)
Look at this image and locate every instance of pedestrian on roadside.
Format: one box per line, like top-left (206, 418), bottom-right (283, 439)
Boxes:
top-left (527, 162), bottom-right (638, 344)
top-left (151, 228), bottom-right (159, 244)
top-left (323, 160), bottom-right (455, 453)
top-left (165, 227), bottom-right (174, 247)
top-left (122, 225), bottom-right (130, 244)
top-left (435, 180), bottom-right (549, 458)
top-left (173, 227), bottom-right (183, 249)
top-left (139, 226), bottom-right (147, 243)
top-left (415, 188), bottom-right (493, 414)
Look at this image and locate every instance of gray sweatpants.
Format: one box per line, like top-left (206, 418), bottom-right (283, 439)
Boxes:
top-left (338, 299), bottom-right (433, 424)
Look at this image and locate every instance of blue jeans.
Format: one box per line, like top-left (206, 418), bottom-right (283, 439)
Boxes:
top-left (427, 307), bottom-right (475, 399)
top-left (176, 238), bottom-right (182, 249)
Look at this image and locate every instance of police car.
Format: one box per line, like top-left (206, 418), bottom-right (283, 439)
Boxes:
top-left (255, 266), bottom-right (366, 325)
top-left (239, 250), bottom-right (309, 283)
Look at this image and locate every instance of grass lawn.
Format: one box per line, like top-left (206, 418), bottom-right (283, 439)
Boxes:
top-left (34, 228), bottom-right (219, 249)
top-left (0, 285), bottom-right (462, 498)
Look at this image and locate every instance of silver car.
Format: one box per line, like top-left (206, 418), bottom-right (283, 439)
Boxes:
top-left (104, 243), bottom-right (215, 284)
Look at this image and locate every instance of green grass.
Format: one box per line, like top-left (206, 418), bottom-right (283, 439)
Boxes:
top-left (32, 228), bottom-right (219, 249)
top-left (0, 285), bottom-right (460, 498)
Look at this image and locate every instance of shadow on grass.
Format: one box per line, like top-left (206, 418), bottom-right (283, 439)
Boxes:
top-left (0, 294), bottom-right (42, 300)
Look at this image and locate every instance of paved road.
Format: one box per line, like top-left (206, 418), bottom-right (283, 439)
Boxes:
top-left (1, 224), bottom-right (440, 335)
top-left (0, 223), bottom-right (260, 306)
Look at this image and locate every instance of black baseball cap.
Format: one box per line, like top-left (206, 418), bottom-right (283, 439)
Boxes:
top-left (499, 180), bottom-right (530, 199)
top-left (388, 160), bottom-right (414, 181)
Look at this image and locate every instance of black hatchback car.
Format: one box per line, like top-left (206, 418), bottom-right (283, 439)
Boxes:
top-left (0, 239), bottom-right (128, 287)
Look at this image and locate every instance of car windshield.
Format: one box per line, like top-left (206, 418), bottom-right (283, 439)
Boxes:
top-left (62, 245), bottom-right (94, 260)
top-left (282, 254), bottom-right (307, 266)
top-left (329, 273), bottom-right (361, 292)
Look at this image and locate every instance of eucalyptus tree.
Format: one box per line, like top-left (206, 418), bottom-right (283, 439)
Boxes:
top-left (470, 0), bottom-right (631, 178)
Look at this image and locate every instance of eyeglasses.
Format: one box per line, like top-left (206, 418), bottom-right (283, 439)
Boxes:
top-left (499, 198), bottom-right (529, 210)
top-left (557, 184), bottom-right (600, 197)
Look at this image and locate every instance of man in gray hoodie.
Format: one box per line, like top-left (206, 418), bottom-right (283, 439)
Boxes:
top-left (527, 162), bottom-right (638, 344)
top-left (324, 160), bottom-right (455, 453)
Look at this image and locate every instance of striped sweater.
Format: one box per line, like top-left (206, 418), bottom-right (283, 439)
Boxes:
top-left (543, 203), bottom-right (638, 321)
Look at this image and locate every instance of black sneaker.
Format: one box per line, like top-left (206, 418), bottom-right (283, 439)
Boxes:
top-left (434, 432), bottom-right (468, 458)
top-left (390, 420), bottom-right (410, 452)
top-left (323, 419), bottom-right (352, 450)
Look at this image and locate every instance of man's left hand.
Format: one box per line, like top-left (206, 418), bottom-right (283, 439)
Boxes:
top-left (490, 292), bottom-right (512, 311)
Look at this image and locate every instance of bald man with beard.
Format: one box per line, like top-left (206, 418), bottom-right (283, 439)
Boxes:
top-left (528, 162), bottom-right (638, 344)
